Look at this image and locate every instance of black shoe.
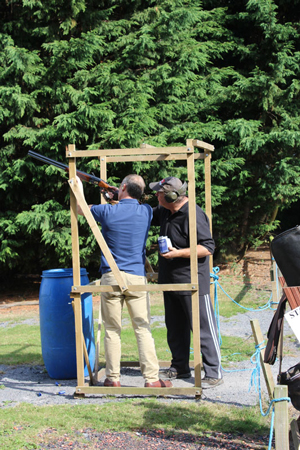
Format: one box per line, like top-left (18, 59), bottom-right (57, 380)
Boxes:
top-left (159, 367), bottom-right (191, 380)
top-left (201, 377), bottom-right (223, 389)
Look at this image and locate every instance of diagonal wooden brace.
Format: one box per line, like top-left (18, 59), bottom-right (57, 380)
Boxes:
top-left (68, 178), bottom-right (128, 293)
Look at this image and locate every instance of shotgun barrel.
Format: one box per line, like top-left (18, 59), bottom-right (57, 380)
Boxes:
top-left (28, 150), bottom-right (116, 193)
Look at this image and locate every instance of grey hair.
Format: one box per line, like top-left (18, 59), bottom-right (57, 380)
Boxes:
top-left (121, 174), bottom-right (145, 199)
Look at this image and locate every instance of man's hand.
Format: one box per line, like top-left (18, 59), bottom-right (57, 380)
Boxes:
top-left (76, 176), bottom-right (85, 196)
top-left (76, 176), bottom-right (88, 216)
top-left (160, 246), bottom-right (178, 259)
top-left (101, 186), bottom-right (119, 204)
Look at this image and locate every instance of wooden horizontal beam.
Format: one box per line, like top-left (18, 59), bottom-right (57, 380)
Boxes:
top-left (75, 385), bottom-right (202, 397)
top-left (192, 139), bottom-right (215, 152)
top-left (72, 283), bottom-right (198, 294)
top-left (104, 153), bottom-right (206, 163)
top-left (66, 147), bottom-right (188, 158)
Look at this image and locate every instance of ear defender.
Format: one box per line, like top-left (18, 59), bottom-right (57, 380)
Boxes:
top-left (163, 182), bottom-right (187, 203)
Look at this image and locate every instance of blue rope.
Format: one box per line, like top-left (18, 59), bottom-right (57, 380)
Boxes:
top-left (249, 342), bottom-right (267, 408)
top-left (211, 266), bottom-right (275, 313)
top-left (249, 342), bottom-right (290, 415)
top-left (210, 265), bottom-right (278, 347)
top-left (248, 341), bottom-right (290, 450)
top-left (210, 268), bottom-right (265, 373)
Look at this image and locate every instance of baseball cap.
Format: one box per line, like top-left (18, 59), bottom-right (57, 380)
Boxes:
top-left (149, 177), bottom-right (186, 193)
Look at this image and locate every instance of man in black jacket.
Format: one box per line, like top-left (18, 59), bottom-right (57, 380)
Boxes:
top-left (150, 177), bottom-right (223, 388)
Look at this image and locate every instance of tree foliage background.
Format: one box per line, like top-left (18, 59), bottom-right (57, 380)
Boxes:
top-left (1, 0), bottom-right (300, 278)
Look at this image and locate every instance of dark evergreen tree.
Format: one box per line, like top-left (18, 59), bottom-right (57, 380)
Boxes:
top-left (203, 0), bottom-right (300, 260)
top-left (0, 0), bottom-right (299, 276)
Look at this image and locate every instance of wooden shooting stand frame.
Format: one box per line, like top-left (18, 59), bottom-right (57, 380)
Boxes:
top-left (67, 138), bottom-right (214, 399)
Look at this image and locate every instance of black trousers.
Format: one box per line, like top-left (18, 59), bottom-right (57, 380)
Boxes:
top-left (163, 291), bottom-right (222, 379)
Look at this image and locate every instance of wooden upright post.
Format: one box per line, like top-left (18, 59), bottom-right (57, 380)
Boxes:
top-left (68, 144), bottom-right (85, 387)
top-left (192, 140), bottom-right (214, 300)
top-left (187, 139), bottom-right (201, 387)
top-left (274, 385), bottom-right (290, 450)
top-left (250, 319), bottom-right (275, 399)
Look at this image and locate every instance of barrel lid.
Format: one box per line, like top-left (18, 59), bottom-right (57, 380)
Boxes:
top-left (41, 268), bottom-right (88, 278)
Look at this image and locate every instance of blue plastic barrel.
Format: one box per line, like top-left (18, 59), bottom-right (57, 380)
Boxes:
top-left (39, 268), bottom-right (95, 379)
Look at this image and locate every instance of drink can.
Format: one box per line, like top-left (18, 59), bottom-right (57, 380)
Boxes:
top-left (158, 236), bottom-right (172, 253)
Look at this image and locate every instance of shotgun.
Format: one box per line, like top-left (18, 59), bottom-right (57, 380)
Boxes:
top-left (28, 150), bottom-right (118, 201)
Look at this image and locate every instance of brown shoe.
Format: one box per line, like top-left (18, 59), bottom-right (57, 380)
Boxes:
top-left (104, 378), bottom-right (121, 387)
top-left (145, 379), bottom-right (173, 388)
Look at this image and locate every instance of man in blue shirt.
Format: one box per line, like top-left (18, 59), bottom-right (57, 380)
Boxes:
top-left (77, 174), bottom-right (172, 388)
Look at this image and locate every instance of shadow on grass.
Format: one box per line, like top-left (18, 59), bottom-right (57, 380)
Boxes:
top-left (139, 399), bottom-right (270, 436)
top-left (0, 344), bottom-right (43, 365)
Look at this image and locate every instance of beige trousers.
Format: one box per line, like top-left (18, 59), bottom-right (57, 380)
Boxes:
top-left (101, 271), bottom-right (159, 383)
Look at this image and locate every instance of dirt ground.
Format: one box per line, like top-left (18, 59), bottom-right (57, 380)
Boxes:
top-left (217, 245), bottom-right (273, 287)
top-left (0, 246), bottom-right (273, 311)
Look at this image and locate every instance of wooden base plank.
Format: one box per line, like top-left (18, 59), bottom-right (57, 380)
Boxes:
top-left (75, 385), bottom-right (202, 398)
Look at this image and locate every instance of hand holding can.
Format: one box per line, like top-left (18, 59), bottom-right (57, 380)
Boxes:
top-left (158, 236), bottom-right (172, 253)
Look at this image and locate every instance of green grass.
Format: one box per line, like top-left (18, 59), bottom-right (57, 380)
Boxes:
top-left (0, 325), bottom-right (43, 365)
top-left (215, 274), bottom-right (273, 318)
top-left (0, 400), bottom-right (270, 449)
top-left (220, 336), bottom-right (255, 365)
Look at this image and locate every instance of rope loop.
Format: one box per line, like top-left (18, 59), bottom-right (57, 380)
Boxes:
top-left (210, 266), bottom-right (220, 281)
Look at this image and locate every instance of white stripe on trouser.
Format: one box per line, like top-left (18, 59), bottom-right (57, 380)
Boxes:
top-left (204, 294), bottom-right (222, 379)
